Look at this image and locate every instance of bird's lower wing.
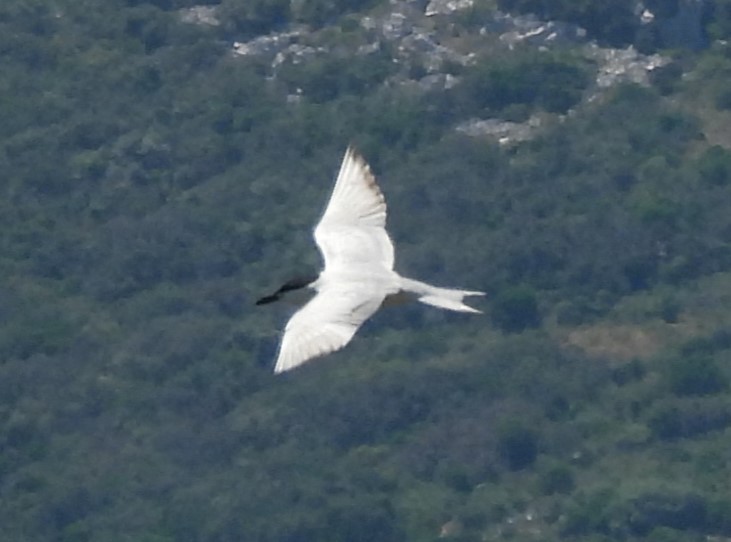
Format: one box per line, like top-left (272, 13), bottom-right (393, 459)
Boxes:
top-left (274, 285), bottom-right (385, 373)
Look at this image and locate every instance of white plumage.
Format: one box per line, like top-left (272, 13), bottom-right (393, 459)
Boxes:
top-left (261, 146), bottom-right (484, 374)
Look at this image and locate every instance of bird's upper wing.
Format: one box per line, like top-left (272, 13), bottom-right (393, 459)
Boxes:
top-left (314, 146), bottom-right (395, 271)
top-left (273, 283), bottom-right (385, 373)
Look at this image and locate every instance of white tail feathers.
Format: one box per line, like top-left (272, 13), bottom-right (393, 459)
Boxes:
top-left (398, 278), bottom-right (485, 313)
top-left (419, 290), bottom-right (485, 313)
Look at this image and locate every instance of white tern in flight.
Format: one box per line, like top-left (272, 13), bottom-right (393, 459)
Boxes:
top-left (257, 146), bottom-right (484, 373)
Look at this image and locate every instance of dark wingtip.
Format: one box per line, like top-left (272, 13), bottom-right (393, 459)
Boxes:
top-left (255, 294), bottom-right (279, 306)
top-left (256, 275), bottom-right (315, 306)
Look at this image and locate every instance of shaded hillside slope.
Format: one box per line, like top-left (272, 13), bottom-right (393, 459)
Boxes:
top-left (3, 1), bottom-right (731, 541)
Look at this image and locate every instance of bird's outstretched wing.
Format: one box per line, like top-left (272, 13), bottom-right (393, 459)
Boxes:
top-left (274, 284), bottom-right (385, 373)
top-left (314, 147), bottom-right (395, 271)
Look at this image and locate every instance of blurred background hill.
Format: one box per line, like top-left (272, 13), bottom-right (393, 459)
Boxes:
top-left (3, 0), bottom-right (731, 540)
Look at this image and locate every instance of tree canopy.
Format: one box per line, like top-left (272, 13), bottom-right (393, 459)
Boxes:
top-left (3, 0), bottom-right (731, 541)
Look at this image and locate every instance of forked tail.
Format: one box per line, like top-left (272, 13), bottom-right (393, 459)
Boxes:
top-left (398, 277), bottom-right (485, 314)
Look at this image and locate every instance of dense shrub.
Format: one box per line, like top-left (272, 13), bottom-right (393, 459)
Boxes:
top-left (628, 492), bottom-right (708, 536)
top-left (454, 50), bottom-right (591, 115)
top-left (539, 465), bottom-right (575, 495)
top-left (647, 397), bottom-right (731, 440)
top-left (706, 0), bottom-right (731, 40)
top-left (491, 285), bottom-right (541, 333)
top-left (497, 0), bottom-right (638, 46)
top-left (663, 355), bottom-right (729, 397)
top-left (496, 421), bottom-right (539, 470)
top-left (2, 1), bottom-right (731, 541)
top-left (698, 146), bottom-right (731, 186)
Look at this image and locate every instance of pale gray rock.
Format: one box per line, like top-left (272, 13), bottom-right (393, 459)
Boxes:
top-left (232, 31), bottom-right (302, 57)
top-left (587, 45), bottom-right (669, 88)
top-left (456, 116), bottom-right (543, 143)
top-left (180, 5), bottom-right (220, 26)
top-left (425, 0), bottom-right (474, 17)
top-left (272, 44), bottom-right (326, 69)
top-left (382, 11), bottom-right (413, 40)
top-left (416, 73), bottom-right (459, 91)
top-left (493, 12), bottom-right (586, 48)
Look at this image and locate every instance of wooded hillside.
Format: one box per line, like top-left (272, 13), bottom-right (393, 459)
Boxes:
top-left (3, 1), bottom-right (731, 540)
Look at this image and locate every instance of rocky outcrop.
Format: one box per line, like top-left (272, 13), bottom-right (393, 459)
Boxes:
top-left (181, 2), bottom-right (676, 143)
top-left (488, 12), bottom-right (587, 48)
top-left (232, 31), bottom-right (303, 58)
top-left (179, 6), bottom-right (220, 27)
top-left (456, 116), bottom-right (545, 144)
top-left (586, 44), bottom-right (669, 89)
top-left (425, 0), bottom-right (474, 17)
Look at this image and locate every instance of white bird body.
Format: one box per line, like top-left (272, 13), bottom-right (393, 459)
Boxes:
top-left (258, 146), bottom-right (484, 373)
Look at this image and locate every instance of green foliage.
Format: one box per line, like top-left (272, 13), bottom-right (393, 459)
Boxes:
top-left (491, 285), bottom-right (541, 333)
top-left (453, 49), bottom-right (592, 116)
top-left (628, 492), bottom-right (709, 535)
top-left (496, 421), bottom-right (539, 470)
top-left (292, 0), bottom-right (385, 27)
top-left (560, 488), bottom-right (617, 536)
top-left (1, 1), bottom-right (731, 541)
top-left (649, 61), bottom-right (684, 96)
top-left (646, 396), bottom-right (731, 440)
top-left (497, 0), bottom-right (638, 46)
top-left (706, 0), bottom-right (731, 40)
top-left (218, 0), bottom-right (386, 34)
top-left (663, 354), bottom-right (729, 397)
top-left (645, 0), bottom-right (681, 19)
top-left (559, 487), bottom-right (731, 539)
top-left (538, 464), bottom-right (575, 495)
top-left (219, 0), bottom-right (290, 37)
top-left (698, 145), bottom-right (731, 185)
top-left (658, 294), bottom-right (681, 323)
top-left (277, 47), bottom-right (397, 103)
top-left (715, 87), bottom-right (731, 110)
